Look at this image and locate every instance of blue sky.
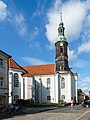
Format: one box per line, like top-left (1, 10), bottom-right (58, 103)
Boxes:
top-left (0, 0), bottom-right (90, 95)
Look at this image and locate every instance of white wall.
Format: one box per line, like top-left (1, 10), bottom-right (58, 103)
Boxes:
top-left (9, 69), bottom-right (24, 104)
top-left (60, 73), bottom-right (72, 103)
top-left (23, 77), bottom-right (33, 100)
top-left (60, 73), bottom-right (78, 103)
top-left (24, 74), bottom-right (60, 103)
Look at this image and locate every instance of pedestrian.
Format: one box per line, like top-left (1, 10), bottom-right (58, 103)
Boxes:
top-left (70, 100), bottom-right (74, 111)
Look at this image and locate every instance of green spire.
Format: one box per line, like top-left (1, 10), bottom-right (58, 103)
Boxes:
top-left (56, 12), bottom-right (67, 42)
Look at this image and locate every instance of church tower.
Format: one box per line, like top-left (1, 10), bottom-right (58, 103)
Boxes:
top-left (55, 13), bottom-right (69, 72)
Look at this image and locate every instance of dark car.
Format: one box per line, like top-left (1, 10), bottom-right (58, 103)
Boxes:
top-left (82, 100), bottom-right (90, 108)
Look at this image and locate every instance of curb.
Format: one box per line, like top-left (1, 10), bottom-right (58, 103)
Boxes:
top-left (76, 110), bottom-right (90, 120)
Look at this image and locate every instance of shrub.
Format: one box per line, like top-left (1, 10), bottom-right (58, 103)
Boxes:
top-left (58, 100), bottom-right (63, 105)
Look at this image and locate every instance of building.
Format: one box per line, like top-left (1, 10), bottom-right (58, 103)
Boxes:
top-left (22, 13), bottom-right (78, 103)
top-left (0, 50), bottom-right (11, 105)
top-left (8, 58), bottom-right (27, 104)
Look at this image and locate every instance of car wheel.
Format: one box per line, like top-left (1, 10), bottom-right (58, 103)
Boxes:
top-left (86, 105), bottom-right (89, 108)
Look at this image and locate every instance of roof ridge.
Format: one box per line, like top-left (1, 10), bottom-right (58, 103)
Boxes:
top-left (22, 63), bottom-right (55, 67)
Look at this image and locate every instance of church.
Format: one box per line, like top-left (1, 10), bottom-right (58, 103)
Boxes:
top-left (22, 13), bottom-right (78, 104)
top-left (0, 13), bottom-right (78, 105)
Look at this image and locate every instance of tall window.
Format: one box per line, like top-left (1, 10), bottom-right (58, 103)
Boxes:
top-left (0, 77), bottom-right (3, 87)
top-left (61, 77), bottom-right (65, 89)
top-left (14, 95), bottom-right (19, 101)
top-left (14, 73), bottom-right (19, 87)
top-left (47, 78), bottom-right (50, 89)
top-left (0, 58), bottom-right (3, 66)
top-left (23, 78), bottom-right (25, 99)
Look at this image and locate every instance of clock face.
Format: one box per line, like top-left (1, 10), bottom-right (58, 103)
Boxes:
top-left (60, 43), bottom-right (63, 46)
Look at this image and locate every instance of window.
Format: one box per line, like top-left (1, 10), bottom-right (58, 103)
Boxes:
top-left (47, 96), bottom-right (51, 100)
top-left (14, 95), bottom-right (19, 101)
top-left (14, 73), bottom-right (19, 87)
top-left (23, 78), bottom-right (25, 99)
top-left (0, 77), bottom-right (3, 87)
top-left (0, 58), bottom-right (3, 66)
top-left (60, 47), bottom-right (63, 53)
top-left (61, 77), bottom-right (65, 89)
top-left (62, 95), bottom-right (65, 99)
top-left (60, 65), bottom-right (64, 71)
top-left (47, 78), bottom-right (50, 89)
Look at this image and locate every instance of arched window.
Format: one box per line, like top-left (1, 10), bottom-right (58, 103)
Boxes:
top-left (61, 77), bottom-right (65, 89)
top-left (14, 73), bottom-right (19, 87)
top-left (60, 64), bottom-right (64, 71)
top-left (14, 95), bottom-right (19, 101)
top-left (62, 95), bottom-right (65, 99)
top-left (47, 78), bottom-right (50, 89)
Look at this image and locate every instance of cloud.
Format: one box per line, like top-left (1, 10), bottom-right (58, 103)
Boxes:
top-left (78, 41), bottom-right (90, 53)
top-left (30, 27), bottom-right (39, 40)
top-left (0, 1), bottom-right (8, 21)
top-left (14, 13), bottom-right (27, 37)
top-left (78, 77), bottom-right (90, 95)
top-left (68, 49), bottom-right (77, 61)
top-left (71, 59), bottom-right (89, 68)
top-left (45, 0), bottom-right (88, 45)
top-left (46, 43), bottom-right (54, 50)
top-left (83, 77), bottom-right (90, 83)
top-left (32, 0), bottom-right (48, 18)
top-left (21, 57), bottom-right (49, 65)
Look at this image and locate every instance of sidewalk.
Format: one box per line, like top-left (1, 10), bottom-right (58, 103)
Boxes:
top-left (77, 110), bottom-right (90, 120)
top-left (27, 107), bottom-right (58, 114)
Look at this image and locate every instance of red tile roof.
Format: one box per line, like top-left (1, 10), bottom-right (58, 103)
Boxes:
top-left (9, 58), bottom-right (27, 74)
top-left (22, 64), bottom-right (55, 77)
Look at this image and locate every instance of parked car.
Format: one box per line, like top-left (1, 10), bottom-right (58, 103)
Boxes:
top-left (82, 100), bottom-right (90, 108)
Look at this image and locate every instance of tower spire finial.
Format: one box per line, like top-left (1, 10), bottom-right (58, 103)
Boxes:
top-left (60, 12), bottom-right (62, 22)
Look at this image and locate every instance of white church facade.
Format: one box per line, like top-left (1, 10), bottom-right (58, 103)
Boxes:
top-left (0, 13), bottom-right (78, 105)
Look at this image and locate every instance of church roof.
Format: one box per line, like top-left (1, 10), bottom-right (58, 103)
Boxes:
top-left (22, 64), bottom-right (55, 77)
top-left (9, 58), bottom-right (27, 74)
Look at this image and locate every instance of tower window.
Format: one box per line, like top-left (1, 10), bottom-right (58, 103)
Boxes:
top-left (61, 77), bottom-right (65, 89)
top-left (60, 47), bottom-right (63, 53)
top-left (60, 65), bottom-right (64, 71)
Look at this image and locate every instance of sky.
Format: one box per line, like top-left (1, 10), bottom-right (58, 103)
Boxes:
top-left (0, 0), bottom-right (90, 96)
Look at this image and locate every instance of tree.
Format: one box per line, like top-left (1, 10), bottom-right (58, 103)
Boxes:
top-left (78, 89), bottom-right (82, 95)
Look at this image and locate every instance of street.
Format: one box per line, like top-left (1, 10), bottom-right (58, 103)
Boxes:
top-left (0, 105), bottom-right (90, 120)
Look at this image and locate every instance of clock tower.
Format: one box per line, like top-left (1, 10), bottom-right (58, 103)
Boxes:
top-left (55, 13), bottom-right (69, 72)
